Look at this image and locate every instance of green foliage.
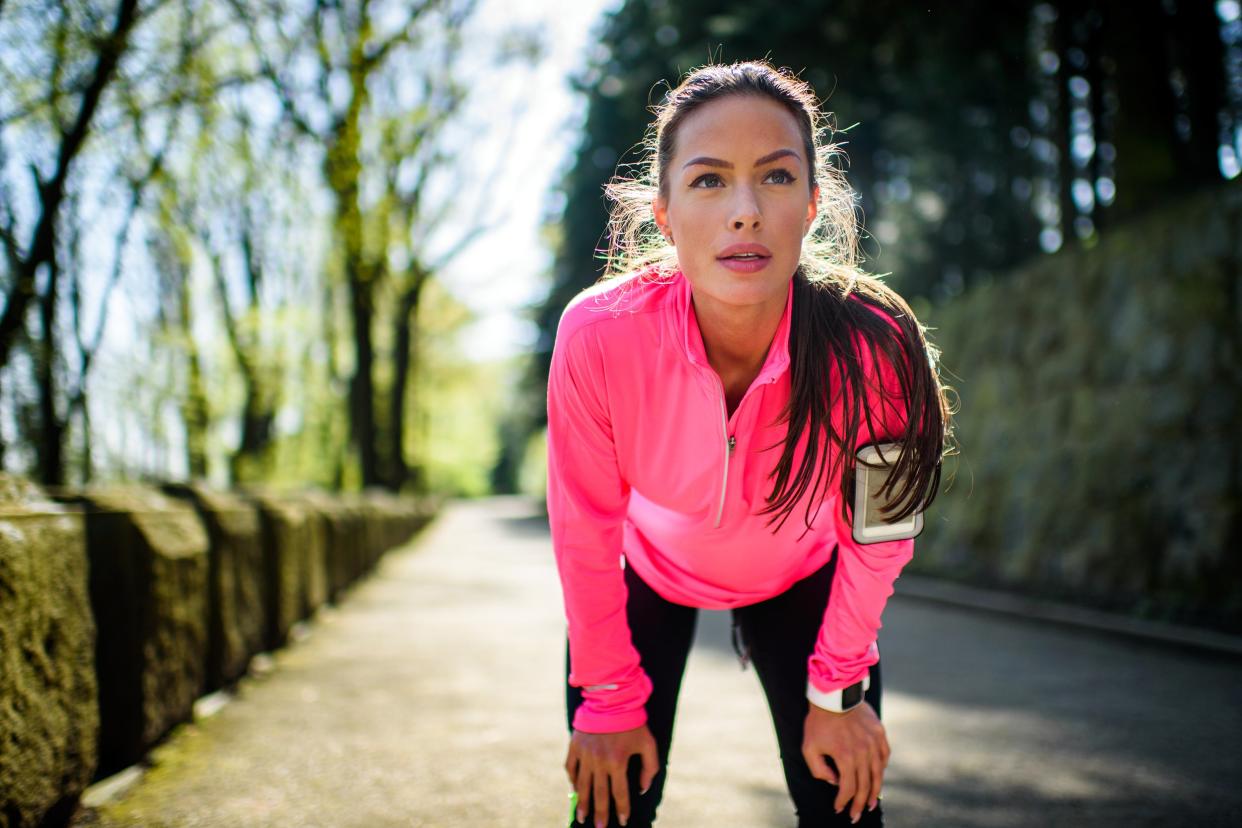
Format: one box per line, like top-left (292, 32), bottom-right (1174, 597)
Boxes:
top-left (518, 426), bottom-right (548, 501)
top-left (412, 278), bottom-right (514, 498)
top-left (0, 0), bottom-right (543, 491)
top-left (520, 0), bottom-right (1234, 466)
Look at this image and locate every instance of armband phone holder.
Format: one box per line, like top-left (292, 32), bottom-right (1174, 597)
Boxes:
top-left (852, 441), bottom-right (925, 544)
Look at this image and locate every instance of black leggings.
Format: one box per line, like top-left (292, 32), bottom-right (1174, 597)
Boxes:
top-left (566, 549), bottom-right (885, 827)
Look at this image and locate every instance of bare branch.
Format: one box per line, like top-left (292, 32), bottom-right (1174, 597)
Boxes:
top-left (313, 0), bottom-right (334, 106)
top-left (0, 69), bottom-right (259, 128)
top-left (222, 0), bottom-right (318, 138)
top-left (0, 185), bottom-right (20, 279)
top-left (0, 136), bottom-right (17, 277)
top-left (415, 39), bottom-right (533, 271)
top-left (390, 69), bottom-right (472, 239)
top-left (64, 37), bottom-right (189, 418)
top-left (208, 244), bottom-right (254, 378)
top-left (410, 115), bottom-right (507, 248)
top-left (359, 0), bottom-right (432, 72)
top-left (1, 8), bottom-right (241, 127)
top-left (64, 129), bottom-right (173, 416)
top-left (0, 0), bottom-right (143, 372)
top-left (0, 219), bottom-right (20, 277)
top-left (48, 0), bottom-right (71, 137)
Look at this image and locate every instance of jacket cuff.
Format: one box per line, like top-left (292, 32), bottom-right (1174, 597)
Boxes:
top-left (571, 704), bottom-right (648, 734)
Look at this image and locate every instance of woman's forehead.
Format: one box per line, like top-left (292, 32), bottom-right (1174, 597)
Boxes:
top-left (673, 96), bottom-right (805, 163)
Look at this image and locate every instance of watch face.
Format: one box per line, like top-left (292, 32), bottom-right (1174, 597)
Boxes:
top-left (842, 681), bottom-right (864, 709)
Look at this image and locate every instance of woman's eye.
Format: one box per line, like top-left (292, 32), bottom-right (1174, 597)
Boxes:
top-left (690, 169), bottom-right (796, 188)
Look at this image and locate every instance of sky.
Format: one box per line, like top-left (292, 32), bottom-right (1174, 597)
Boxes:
top-left (432, 0), bottom-right (620, 362)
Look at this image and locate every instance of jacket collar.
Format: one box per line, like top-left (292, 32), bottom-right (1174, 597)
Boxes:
top-left (672, 268), bottom-right (793, 385)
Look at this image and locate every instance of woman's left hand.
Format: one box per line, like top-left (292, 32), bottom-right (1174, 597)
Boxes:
top-left (801, 700), bottom-right (890, 823)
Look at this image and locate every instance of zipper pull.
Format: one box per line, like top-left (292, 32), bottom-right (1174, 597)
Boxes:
top-left (727, 436), bottom-right (736, 454)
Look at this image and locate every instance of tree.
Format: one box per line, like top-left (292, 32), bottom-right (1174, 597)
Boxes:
top-left (513, 0), bottom-right (1235, 488)
top-left (226, 0), bottom-right (542, 490)
top-left (0, 0), bottom-right (235, 483)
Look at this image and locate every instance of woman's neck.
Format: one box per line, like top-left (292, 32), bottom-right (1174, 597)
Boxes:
top-left (691, 290), bottom-right (785, 381)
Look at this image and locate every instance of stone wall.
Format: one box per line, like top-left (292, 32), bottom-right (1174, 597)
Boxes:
top-left (913, 181), bottom-right (1242, 634)
top-left (0, 477), bottom-right (97, 828)
top-left (0, 476), bottom-right (440, 828)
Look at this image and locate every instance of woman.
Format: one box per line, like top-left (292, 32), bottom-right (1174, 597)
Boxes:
top-left (546, 60), bottom-right (954, 828)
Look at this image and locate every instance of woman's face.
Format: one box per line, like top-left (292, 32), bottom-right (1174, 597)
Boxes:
top-left (653, 94), bottom-right (818, 316)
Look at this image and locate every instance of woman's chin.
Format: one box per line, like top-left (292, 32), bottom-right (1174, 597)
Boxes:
top-left (691, 275), bottom-right (790, 309)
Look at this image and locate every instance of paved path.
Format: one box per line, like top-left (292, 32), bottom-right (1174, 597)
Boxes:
top-left (75, 497), bottom-right (1242, 826)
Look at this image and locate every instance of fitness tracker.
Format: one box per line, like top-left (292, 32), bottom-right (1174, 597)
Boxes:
top-left (807, 673), bottom-right (871, 713)
top-left (852, 441), bottom-right (925, 544)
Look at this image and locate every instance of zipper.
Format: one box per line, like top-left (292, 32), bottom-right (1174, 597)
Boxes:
top-left (713, 386), bottom-right (736, 528)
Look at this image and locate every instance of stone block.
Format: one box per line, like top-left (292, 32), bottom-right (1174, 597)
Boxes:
top-left (160, 483), bottom-right (264, 690)
top-left (239, 490), bottom-right (309, 650)
top-left (0, 474), bottom-right (97, 828)
top-left (291, 491), bottom-right (351, 605)
top-left (53, 484), bottom-right (209, 779)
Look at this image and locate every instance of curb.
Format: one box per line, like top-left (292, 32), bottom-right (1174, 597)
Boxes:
top-left (76, 620), bottom-right (316, 815)
top-left (893, 573), bottom-right (1242, 659)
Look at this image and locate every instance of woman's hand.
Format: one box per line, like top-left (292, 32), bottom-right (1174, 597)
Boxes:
top-left (802, 701), bottom-right (891, 823)
top-left (565, 723), bottom-right (659, 827)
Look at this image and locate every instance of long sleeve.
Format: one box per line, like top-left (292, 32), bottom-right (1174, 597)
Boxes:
top-left (806, 314), bottom-right (918, 699)
top-left (546, 322), bottom-right (652, 734)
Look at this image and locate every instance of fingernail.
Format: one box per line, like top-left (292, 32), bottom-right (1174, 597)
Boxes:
top-left (595, 820), bottom-right (604, 828)
top-left (851, 814), bottom-right (860, 824)
top-left (575, 809), bottom-right (584, 824)
top-left (640, 785), bottom-right (650, 795)
top-left (869, 799), bottom-right (878, 811)
top-left (620, 816), bottom-right (629, 827)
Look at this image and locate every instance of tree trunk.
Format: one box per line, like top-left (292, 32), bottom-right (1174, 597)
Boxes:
top-left (333, 36), bottom-right (381, 489)
top-left (79, 391), bottom-right (93, 483)
top-left (323, 279), bottom-right (347, 490)
top-left (1084, 0), bottom-right (1108, 235)
top-left (179, 267), bottom-right (209, 479)
top-left (1099, 0), bottom-right (1184, 219)
top-left (231, 392), bottom-right (275, 483)
top-left (37, 263), bottom-right (65, 485)
top-left (1053, 0), bottom-right (1082, 245)
top-left (1167, 0), bottom-right (1227, 187)
top-left (230, 226), bottom-right (277, 483)
top-left (389, 270), bottom-right (427, 492)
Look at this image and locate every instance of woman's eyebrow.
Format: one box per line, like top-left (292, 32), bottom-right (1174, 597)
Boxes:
top-left (682, 148), bottom-right (800, 170)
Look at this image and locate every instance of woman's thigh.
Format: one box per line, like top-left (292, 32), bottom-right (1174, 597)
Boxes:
top-left (566, 559), bottom-right (698, 827)
top-left (732, 550), bottom-right (886, 827)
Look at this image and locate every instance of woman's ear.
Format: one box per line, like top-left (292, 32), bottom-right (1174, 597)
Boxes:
top-left (805, 185), bottom-right (819, 233)
top-left (652, 196), bottom-right (673, 243)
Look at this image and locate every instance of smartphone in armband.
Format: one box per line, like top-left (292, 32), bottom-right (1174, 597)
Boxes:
top-left (852, 442), bottom-right (925, 544)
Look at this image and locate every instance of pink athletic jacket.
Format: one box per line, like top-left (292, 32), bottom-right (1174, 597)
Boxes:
top-left (546, 267), bottom-right (914, 734)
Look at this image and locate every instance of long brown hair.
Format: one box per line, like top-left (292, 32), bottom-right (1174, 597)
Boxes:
top-left (601, 59), bottom-right (956, 536)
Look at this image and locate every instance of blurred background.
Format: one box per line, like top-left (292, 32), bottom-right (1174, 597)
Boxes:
top-left (2, 3), bottom-right (1242, 824)
top-left (5, 0), bottom-right (1238, 632)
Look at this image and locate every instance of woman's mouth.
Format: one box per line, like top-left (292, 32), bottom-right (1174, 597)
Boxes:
top-left (720, 253), bottom-right (765, 275)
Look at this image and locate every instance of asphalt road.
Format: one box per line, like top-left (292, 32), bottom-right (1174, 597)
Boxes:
top-left (74, 496), bottom-right (1242, 827)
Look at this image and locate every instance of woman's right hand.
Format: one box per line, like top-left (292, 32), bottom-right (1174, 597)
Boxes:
top-left (565, 723), bottom-right (660, 827)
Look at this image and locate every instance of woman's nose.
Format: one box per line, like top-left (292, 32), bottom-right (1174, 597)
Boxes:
top-left (730, 187), bottom-right (761, 230)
